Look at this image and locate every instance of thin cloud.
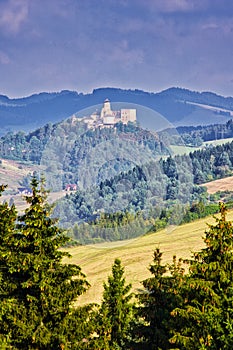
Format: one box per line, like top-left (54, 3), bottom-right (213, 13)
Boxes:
top-left (0, 51), bottom-right (10, 64)
top-left (139, 0), bottom-right (208, 13)
top-left (144, 0), bottom-right (233, 15)
top-left (0, 0), bottom-right (30, 34)
top-left (102, 40), bottom-right (144, 68)
top-left (201, 18), bottom-right (233, 37)
top-left (156, 0), bottom-right (194, 12)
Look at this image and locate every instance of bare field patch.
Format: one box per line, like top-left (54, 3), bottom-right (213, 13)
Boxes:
top-left (201, 176), bottom-right (233, 194)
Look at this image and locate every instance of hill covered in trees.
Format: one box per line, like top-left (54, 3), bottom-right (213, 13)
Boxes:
top-left (161, 119), bottom-right (233, 147)
top-left (1, 87), bottom-right (233, 134)
top-left (53, 139), bottom-right (233, 243)
top-left (0, 118), bottom-right (169, 192)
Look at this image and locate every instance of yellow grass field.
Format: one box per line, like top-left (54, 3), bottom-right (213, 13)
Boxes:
top-left (64, 209), bottom-right (233, 305)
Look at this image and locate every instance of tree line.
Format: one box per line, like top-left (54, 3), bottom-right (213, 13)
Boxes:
top-left (65, 201), bottom-right (223, 245)
top-left (160, 119), bottom-right (233, 147)
top-left (1, 178), bottom-right (233, 348)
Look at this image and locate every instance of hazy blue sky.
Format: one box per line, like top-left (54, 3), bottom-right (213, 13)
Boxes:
top-left (0, 0), bottom-right (233, 97)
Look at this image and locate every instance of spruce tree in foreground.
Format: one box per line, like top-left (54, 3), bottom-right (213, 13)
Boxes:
top-left (134, 249), bottom-right (185, 350)
top-left (170, 203), bottom-right (233, 349)
top-left (0, 178), bottom-right (90, 349)
top-left (96, 258), bottom-right (134, 349)
top-left (0, 185), bottom-right (18, 348)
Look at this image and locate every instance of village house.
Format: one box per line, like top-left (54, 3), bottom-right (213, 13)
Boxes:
top-left (65, 184), bottom-right (77, 192)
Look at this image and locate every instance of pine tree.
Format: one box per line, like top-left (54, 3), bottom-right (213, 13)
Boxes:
top-left (0, 185), bottom-right (18, 348)
top-left (97, 258), bottom-right (134, 349)
top-left (134, 248), bottom-right (185, 350)
top-left (170, 203), bottom-right (233, 349)
top-left (0, 178), bottom-right (90, 349)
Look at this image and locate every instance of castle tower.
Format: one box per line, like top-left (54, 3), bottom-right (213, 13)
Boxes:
top-left (101, 98), bottom-right (112, 119)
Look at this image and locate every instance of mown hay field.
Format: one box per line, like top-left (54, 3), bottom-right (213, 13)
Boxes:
top-left (65, 209), bottom-right (233, 305)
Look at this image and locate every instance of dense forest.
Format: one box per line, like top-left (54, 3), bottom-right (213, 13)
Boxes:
top-left (177, 119), bottom-right (233, 142)
top-left (160, 119), bottom-right (233, 147)
top-left (159, 86), bottom-right (233, 111)
top-left (1, 179), bottom-right (233, 349)
top-left (0, 119), bottom-right (169, 191)
top-left (2, 117), bottom-right (233, 166)
top-left (54, 139), bottom-right (233, 243)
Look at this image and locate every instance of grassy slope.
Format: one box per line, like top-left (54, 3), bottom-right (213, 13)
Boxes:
top-left (169, 144), bottom-right (201, 156)
top-left (170, 137), bottom-right (233, 156)
top-left (0, 159), bottom-right (32, 188)
top-left (0, 159), bottom-right (36, 211)
top-left (65, 209), bottom-right (233, 305)
top-left (0, 158), bottom-right (66, 211)
top-left (205, 137), bottom-right (233, 146)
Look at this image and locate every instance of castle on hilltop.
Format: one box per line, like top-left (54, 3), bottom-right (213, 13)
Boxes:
top-left (80, 99), bottom-right (137, 129)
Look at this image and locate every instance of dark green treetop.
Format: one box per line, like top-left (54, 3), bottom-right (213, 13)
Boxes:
top-left (0, 177), bottom-right (90, 349)
top-left (170, 203), bottom-right (233, 349)
top-left (95, 258), bottom-right (134, 349)
top-left (0, 184), bottom-right (18, 348)
top-left (134, 248), bottom-right (185, 350)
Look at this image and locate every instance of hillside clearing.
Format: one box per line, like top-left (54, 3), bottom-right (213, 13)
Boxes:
top-left (185, 101), bottom-right (233, 116)
top-left (0, 158), bottom-right (66, 211)
top-left (0, 158), bottom-right (33, 189)
top-left (201, 176), bottom-right (233, 194)
top-left (205, 137), bottom-right (233, 146)
top-left (170, 137), bottom-right (233, 156)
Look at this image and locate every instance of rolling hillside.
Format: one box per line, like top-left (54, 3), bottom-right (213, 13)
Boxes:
top-left (65, 209), bottom-right (233, 305)
top-left (0, 159), bottom-right (37, 190)
top-left (0, 158), bottom-right (66, 212)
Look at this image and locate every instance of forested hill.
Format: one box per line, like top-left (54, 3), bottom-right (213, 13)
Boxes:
top-left (54, 139), bottom-right (233, 244)
top-left (0, 118), bottom-right (169, 191)
top-left (159, 87), bottom-right (233, 110)
top-left (160, 119), bottom-right (233, 147)
top-left (1, 87), bottom-right (233, 134)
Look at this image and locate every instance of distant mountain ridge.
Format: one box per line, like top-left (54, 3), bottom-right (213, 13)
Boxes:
top-left (158, 87), bottom-right (233, 109)
top-left (0, 87), bottom-right (233, 134)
